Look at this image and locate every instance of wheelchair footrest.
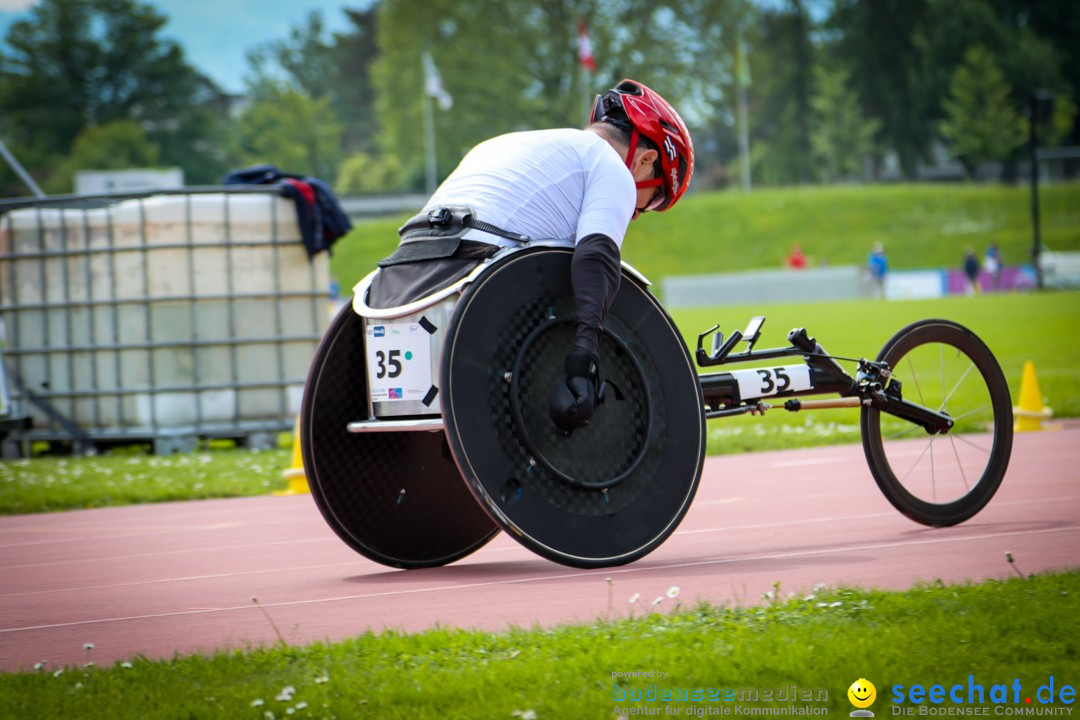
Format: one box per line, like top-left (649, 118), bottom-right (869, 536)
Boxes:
top-left (347, 418), bottom-right (444, 433)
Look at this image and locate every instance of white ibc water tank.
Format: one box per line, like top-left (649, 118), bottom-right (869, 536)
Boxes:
top-left (0, 190), bottom-right (332, 445)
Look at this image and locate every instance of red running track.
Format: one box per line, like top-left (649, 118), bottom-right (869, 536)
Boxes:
top-left (1, 426), bottom-right (1078, 671)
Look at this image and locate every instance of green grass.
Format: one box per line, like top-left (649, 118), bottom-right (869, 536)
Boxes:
top-left (329, 183), bottom-right (1080, 290)
top-left (622, 182), bottom-right (1080, 282)
top-left (0, 448), bottom-right (290, 515)
top-left (1, 291), bottom-right (1076, 514)
top-left (2, 570), bottom-right (1077, 719)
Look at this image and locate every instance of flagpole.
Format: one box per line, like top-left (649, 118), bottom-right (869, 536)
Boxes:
top-left (423, 89), bottom-right (436, 195)
top-left (737, 80), bottom-right (750, 191)
top-left (577, 20), bottom-right (595, 125)
top-left (422, 51), bottom-right (451, 195)
top-left (735, 30), bottom-right (752, 191)
top-left (580, 64), bottom-right (589, 125)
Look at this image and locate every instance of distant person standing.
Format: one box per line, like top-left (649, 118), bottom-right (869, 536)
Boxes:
top-left (963, 246), bottom-right (979, 295)
top-left (787, 244), bottom-right (807, 270)
top-left (867, 242), bottom-right (888, 299)
top-left (984, 243), bottom-right (1002, 291)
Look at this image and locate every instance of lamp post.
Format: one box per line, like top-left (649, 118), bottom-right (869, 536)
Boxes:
top-left (1028, 89), bottom-right (1054, 291)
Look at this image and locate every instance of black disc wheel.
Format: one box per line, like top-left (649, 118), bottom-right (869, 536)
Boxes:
top-left (440, 247), bottom-right (706, 568)
top-left (300, 302), bottom-right (498, 569)
top-left (860, 319), bottom-right (1013, 526)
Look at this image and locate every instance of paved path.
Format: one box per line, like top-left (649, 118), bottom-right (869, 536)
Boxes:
top-left (1, 426), bottom-right (1077, 671)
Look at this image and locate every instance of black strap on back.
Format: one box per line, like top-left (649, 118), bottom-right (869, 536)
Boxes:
top-left (399, 206), bottom-right (530, 244)
top-left (379, 205), bottom-right (529, 267)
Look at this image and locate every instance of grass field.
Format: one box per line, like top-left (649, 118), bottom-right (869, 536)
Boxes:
top-left (0, 448), bottom-right (290, 514)
top-left (1, 570), bottom-right (1076, 717)
top-left (329, 183), bottom-right (1080, 291)
top-left (2, 291), bottom-right (1076, 514)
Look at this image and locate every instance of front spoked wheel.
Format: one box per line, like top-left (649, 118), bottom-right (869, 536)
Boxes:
top-left (860, 319), bottom-right (1013, 526)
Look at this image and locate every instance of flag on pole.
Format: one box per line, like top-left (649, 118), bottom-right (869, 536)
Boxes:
top-left (578, 21), bottom-right (596, 73)
top-left (422, 51), bottom-right (453, 110)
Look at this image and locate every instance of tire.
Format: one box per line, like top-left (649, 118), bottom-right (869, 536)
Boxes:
top-left (441, 247), bottom-right (706, 568)
top-left (300, 302), bottom-right (498, 569)
top-left (860, 319), bottom-right (1013, 526)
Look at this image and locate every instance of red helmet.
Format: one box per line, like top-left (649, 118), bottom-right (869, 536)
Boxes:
top-left (590, 78), bottom-right (695, 212)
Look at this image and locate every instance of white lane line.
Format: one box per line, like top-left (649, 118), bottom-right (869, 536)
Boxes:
top-left (0, 537), bottom-right (334, 571)
top-left (674, 512), bottom-right (896, 535)
top-left (3, 493), bottom-right (1076, 573)
top-left (0, 561), bottom-right (369, 598)
top-left (696, 490), bottom-right (879, 504)
top-left (768, 457), bottom-right (849, 468)
top-left (682, 493), bottom-right (1080, 534)
top-left (0, 518), bottom-right (314, 549)
top-left (2, 524), bottom-right (1076, 635)
top-left (0, 505), bottom-right (1037, 595)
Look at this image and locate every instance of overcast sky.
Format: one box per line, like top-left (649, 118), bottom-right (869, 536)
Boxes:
top-left (0, 0), bottom-right (370, 94)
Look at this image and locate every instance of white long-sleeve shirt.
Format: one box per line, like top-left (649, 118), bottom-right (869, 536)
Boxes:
top-left (423, 128), bottom-right (637, 250)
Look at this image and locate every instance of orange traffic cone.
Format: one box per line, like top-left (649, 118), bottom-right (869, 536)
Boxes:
top-left (273, 416), bottom-right (310, 495)
top-left (1014, 361), bottom-right (1053, 432)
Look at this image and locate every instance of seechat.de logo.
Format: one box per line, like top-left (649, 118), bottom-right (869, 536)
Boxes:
top-left (891, 675), bottom-right (1076, 714)
top-left (849, 679), bottom-right (878, 718)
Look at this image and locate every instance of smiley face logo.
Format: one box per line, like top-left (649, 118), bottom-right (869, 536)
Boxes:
top-left (848, 678), bottom-right (877, 709)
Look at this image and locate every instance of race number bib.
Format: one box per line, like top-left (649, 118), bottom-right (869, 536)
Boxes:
top-left (731, 365), bottom-right (812, 400)
top-left (365, 322), bottom-right (433, 403)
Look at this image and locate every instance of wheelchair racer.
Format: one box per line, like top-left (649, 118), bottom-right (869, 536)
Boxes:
top-left (374, 79), bottom-right (694, 431)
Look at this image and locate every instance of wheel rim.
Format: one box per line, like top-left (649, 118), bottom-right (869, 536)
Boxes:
top-left (870, 333), bottom-right (1004, 507)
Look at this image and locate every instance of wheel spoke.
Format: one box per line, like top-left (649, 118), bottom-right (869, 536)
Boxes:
top-left (885, 422), bottom-right (924, 441)
top-left (946, 403), bottom-right (992, 424)
top-left (939, 361), bottom-right (977, 414)
top-left (930, 437), bottom-right (937, 501)
top-left (898, 434), bottom-right (937, 487)
top-left (951, 431), bottom-right (993, 456)
top-left (939, 343), bottom-right (946, 412)
top-left (948, 434), bottom-right (971, 492)
top-left (906, 355), bottom-right (926, 408)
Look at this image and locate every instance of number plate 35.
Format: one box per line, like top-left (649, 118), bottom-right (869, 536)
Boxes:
top-left (365, 321), bottom-right (434, 403)
top-left (731, 364), bottom-right (812, 400)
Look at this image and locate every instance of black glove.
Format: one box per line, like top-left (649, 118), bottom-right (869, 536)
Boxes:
top-left (549, 350), bottom-right (600, 431)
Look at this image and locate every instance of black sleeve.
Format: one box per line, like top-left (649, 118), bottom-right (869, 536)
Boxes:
top-left (570, 233), bottom-right (622, 355)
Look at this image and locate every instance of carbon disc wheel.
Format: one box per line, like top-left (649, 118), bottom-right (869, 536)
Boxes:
top-left (440, 247), bottom-right (706, 568)
top-left (300, 302), bottom-right (498, 569)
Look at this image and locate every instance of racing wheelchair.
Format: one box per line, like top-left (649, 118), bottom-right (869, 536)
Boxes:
top-left (301, 245), bottom-right (1013, 569)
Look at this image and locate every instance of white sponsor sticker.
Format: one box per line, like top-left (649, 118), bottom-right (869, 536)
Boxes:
top-left (731, 365), bottom-right (812, 400)
top-left (365, 321), bottom-right (433, 402)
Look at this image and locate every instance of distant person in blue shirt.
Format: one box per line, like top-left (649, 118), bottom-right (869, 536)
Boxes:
top-left (868, 242), bottom-right (888, 299)
top-left (963, 246), bottom-right (980, 295)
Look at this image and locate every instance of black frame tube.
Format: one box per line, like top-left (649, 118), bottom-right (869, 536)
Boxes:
top-left (695, 329), bottom-right (954, 434)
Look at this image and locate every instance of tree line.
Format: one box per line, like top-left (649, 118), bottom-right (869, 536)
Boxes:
top-left (0, 0), bottom-right (1076, 197)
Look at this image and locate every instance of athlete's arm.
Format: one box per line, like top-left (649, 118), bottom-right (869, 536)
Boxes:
top-left (549, 139), bottom-right (634, 431)
top-left (570, 233), bottom-right (621, 354)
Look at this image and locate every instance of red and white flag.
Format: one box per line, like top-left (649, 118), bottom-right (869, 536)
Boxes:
top-left (578, 21), bottom-right (596, 73)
